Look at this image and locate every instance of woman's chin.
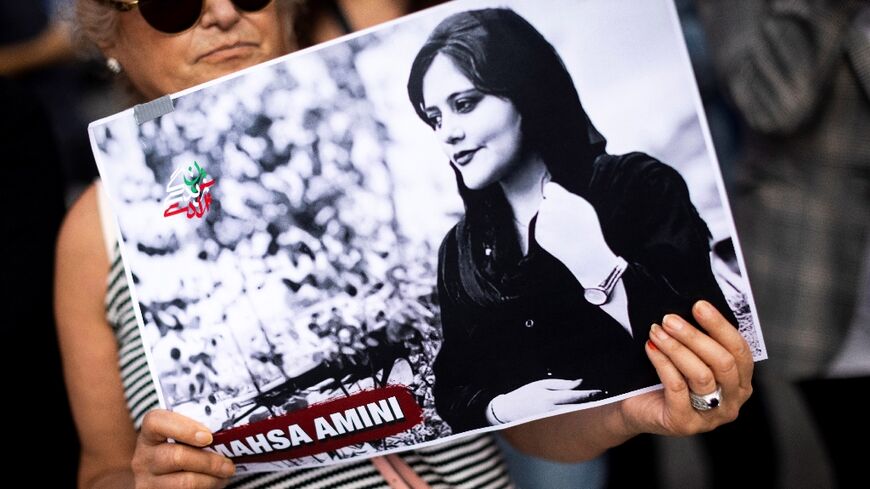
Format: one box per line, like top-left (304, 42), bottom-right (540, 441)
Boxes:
top-left (460, 174), bottom-right (494, 191)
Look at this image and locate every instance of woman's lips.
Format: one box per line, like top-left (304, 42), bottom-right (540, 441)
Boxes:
top-left (198, 42), bottom-right (259, 63)
top-left (453, 148), bottom-right (480, 166)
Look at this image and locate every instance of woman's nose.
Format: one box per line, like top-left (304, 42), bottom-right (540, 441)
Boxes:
top-left (201, 0), bottom-right (243, 30)
top-left (441, 119), bottom-right (464, 145)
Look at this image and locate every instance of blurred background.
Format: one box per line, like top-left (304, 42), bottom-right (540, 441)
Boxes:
top-left (2, 0), bottom-right (866, 487)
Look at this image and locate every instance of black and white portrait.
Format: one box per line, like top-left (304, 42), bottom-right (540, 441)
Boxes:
top-left (90, 0), bottom-right (765, 471)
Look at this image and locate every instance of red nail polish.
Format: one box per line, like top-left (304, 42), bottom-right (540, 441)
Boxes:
top-left (647, 340), bottom-right (657, 351)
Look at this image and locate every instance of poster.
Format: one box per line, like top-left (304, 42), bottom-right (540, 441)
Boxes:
top-left (89, 0), bottom-right (766, 472)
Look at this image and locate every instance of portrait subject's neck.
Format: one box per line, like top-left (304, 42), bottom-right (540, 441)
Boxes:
top-left (500, 154), bottom-right (549, 226)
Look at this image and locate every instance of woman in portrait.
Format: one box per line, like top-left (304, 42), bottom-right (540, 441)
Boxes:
top-left (407, 8), bottom-right (739, 432)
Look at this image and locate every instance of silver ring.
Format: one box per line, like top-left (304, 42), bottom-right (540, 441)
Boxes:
top-left (690, 385), bottom-right (722, 411)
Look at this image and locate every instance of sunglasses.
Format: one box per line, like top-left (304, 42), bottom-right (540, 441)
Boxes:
top-left (103, 0), bottom-right (273, 34)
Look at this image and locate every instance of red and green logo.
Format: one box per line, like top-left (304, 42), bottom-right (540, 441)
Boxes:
top-left (163, 161), bottom-right (215, 219)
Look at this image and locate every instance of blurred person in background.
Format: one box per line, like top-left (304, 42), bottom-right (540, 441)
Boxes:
top-left (697, 1), bottom-right (869, 487)
top-left (0, 0), bottom-right (108, 202)
top-left (1, 2), bottom-right (85, 485)
top-left (0, 1), bottom-right (75, 75)
top-left (293, 0), bottom-right (441, 45)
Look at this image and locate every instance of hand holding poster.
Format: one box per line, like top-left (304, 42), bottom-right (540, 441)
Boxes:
top-left (89, 0), bottom-right (765, 473)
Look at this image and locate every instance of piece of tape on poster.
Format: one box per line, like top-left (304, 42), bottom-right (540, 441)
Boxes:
top-left (134, 95), bottom-right (175, 125)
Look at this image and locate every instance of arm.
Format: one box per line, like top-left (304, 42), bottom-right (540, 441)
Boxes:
top-left (55, 185), bottom-right (137, 488)
top-left (502, 300), bottom-right (753, 462)
top-left (55, 185), bottom-right (233, 488)
top-left (696, 0), bottom-right (865, 134)
top-left (432, 231), bottom-right (502, 432)
top-left (434, 229), bottom-right (601, 431)
top-left (538, 158), bottom-right (735, 331)
top-left (536, 182), bottom-right (631, 331)
top-left (0, 21), bottom-right (74, 76)
top-left (502, 160), bottom-right (752, 461)
top-left (626, 160), bottom-right (737, 328)
top-left (435, 272), bottom-right (600, 431)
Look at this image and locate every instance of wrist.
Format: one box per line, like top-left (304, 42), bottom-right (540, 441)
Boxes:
top-left (603, 401), bottom-right (643, 448)
top-left (581, 256), bottom-right (627, 306)
top-left (87, 469), bottom-right (135, 489)
top-left (609, 401), bottom-right (641, 444)
top-left (573, 249), bottom-right (620, 287)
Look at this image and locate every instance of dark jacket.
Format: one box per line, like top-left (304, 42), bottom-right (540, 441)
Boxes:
top-left (434, 153), bottom-right (737, 432)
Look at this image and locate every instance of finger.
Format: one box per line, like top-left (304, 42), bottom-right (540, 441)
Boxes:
top-left (551, 389), bottom-right (604, 405)
top-left (661, 314), bottom-right (740, 394)
top-left (693, 301), bottom-right (754, 388)
top-left (644, 338), bottom-right (694, 420)
top-left (152, 471), bottom-right (232, 489)
top-left (534, 378), bottom-right (584, 390)
top-left (141, 409), bottom-right (214, 447)
top-left (649, 324), bottom-right (717, 396)
top-left (151, 443), bottom-right (235, 478)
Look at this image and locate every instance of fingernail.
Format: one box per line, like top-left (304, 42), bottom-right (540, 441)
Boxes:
top-left (222, 460), bottom-right (235, 477)
top-left (651, 324), bottom-right (669, 342)
top-left (195, 431), bottom-right (212, 445)
top-left (646, 339), bottom-right (657, 351)
top-left (663, 314), bottom-right (684, 331)
top-left (695, 300), bottom-right (714, 318)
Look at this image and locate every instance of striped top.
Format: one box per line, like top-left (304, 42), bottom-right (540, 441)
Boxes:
top-left (104, 241), bottom-right (514, 489)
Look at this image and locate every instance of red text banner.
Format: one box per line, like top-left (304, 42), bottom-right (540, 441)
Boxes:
top-left (206, 385), bottom-right (423, 463)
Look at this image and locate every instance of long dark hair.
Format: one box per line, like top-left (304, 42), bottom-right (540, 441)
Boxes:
top-left (407, 8), bottom-right (607, 306)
